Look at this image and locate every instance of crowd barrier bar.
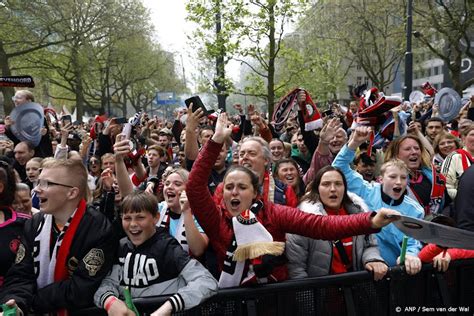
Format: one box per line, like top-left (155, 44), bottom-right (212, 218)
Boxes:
top-left (71, 258), bottom-right (474, 316)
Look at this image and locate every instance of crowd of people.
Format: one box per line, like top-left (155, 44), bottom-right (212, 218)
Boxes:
top-left (0, 88), bottom-right (473, 315)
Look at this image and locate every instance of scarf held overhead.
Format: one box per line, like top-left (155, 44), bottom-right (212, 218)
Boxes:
top-left (272, 88), bottom-right (322, 133)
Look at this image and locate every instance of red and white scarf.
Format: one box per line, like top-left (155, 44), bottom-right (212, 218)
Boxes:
top-left (34, 199), bottom-right (87, 316)
top-left (218, 201), bottom-right (284, 288)
top-left (272, 88), bottom-right (322, 133)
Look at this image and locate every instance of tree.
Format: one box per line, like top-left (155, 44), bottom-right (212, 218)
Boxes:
top-left (236, 0), bottom-right (306, 115)
top-left (274, 32), bottom-right (349, 104)
top-left (187, 0), bottom-right (245, 111)
top-left (306, 0), bottom-right (406, 93)
top-left (0, 0), bottom-right (71, 113)
top-left (21, 0), bottom-right (177, 120)
top-left (413, 0), bottom-right (474, 93)
top-left (112, 38), bottom-right (186, 116)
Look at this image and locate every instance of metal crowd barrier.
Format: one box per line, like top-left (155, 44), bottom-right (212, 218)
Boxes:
top-left (72, 258), bottom-right (474, 315)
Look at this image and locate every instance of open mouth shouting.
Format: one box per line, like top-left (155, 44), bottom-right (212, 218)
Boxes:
top-left (230, 199), bottom-right (241, 211)
top-left (359, 170), bottom-right (375, 181)
top-left (407, 156), bottom-right (419, 166)
top-left (165, 190), bottom-right (177, 202)
top-left (389, 186), bottom-right (405, 200)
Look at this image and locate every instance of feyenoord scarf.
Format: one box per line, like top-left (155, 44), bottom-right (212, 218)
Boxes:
top-left (218, 201), bottom-right (284, 288)
top-left (34, 199), bottom-right (87, 316)
top-left (0, 75), bottom-right (35, 87)
top-left (272, 88), bottom-right (322, 133)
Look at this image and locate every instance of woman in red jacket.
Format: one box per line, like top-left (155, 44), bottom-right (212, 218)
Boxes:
top-left (186, 112), bottom-right (400, 288)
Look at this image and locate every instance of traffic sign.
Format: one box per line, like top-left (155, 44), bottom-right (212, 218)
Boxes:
top-left (154, 92), bottom-right (177, 105)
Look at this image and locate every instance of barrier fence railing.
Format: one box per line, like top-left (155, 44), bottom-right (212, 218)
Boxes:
top-left (72, 258), bottom-right (474, 316)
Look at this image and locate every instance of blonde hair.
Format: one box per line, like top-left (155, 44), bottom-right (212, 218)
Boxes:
top-left (380, 159), bottom-right (409, 176)
top-left (41, 159), bottom-right (88, 199)
top-left (384, 135), bottom-right (431, 169)
top-left (433, 132), bottom-right (461, 155)
top-left (162, 166), bottom-right (189, 184)
top-left (15, 89), bottom-right (34, 102)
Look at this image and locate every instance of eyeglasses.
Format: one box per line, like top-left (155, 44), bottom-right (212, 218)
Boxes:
top-left (89, 160), bottom-right (99, 165)
top-left (36, 179), bottom-right (75, 189)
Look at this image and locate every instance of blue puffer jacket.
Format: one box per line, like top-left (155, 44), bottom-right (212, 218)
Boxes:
top-left (332, 145), bottom-right (424, 266)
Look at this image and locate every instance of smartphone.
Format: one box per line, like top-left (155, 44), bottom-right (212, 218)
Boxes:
top-left (185, 96), bottom-right (214, 115)
top-left (122, 123), bottom-right (132, 140)
top-left (61, 115), bottom-right (72, 125)
top-left (115, 117), bottom-right (128, 124)
top-left (322, 109), bottom-right (333, 117)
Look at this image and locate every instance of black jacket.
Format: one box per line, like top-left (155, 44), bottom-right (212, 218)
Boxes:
top-left (454, 165), bottom-right (474, 232)
top-left (0, 205), bottom-right (118, 314)
top-left (0, 207), bottom-right (28, 288)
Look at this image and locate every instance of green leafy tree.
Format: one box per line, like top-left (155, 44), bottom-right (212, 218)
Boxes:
top-left (306, 0), bottom-right (406, 93)
top-left (236, 0), bottom-right (307, 115)
top-left (0, 0), bottom-right (71, 113)
top-left (187, 0), bottom-right (245, 110)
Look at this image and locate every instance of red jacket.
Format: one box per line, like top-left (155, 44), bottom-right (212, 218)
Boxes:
top-left (419, 243), bottom-right (474, 263)
top-left (187, 139), bottom-right (380, 284)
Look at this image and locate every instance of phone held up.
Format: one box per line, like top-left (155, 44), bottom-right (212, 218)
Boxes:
top-left (185, 96), bottom-right (215, 115)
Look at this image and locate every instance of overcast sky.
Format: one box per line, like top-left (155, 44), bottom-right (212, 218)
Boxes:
top-left (142, 0), bottom-right (199, 91)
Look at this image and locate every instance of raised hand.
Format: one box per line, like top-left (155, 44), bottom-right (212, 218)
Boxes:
top-left (320, 118), bottom-right (342, 144)
top-left (211, 112), bottom-right (233, 144)
top-left (179, 190), bottom-right (190, 213)
top-left (348, 126), bottom-right (372, 150)
top-left (113, 134), bottom-right (131, 159)
top-left (247, 104), bottom-right (255, 117)
top-left (407, 121), bottom-right (421, 135)
top-left (186, 103), bottom-right (204, 131)
top-left (233, 103), bottom-right (243, 114)
top-left (101, 168), bottom-right (114, 191)
top-left (250, 111), bottom-right (265, 129)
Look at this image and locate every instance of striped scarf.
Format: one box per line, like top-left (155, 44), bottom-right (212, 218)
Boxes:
top-left (34, 199), bottom-right (87, 316)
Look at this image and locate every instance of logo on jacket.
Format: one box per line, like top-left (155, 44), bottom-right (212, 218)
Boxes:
top-left (121, 253), bottom-right (160, 287)
top-left (83, 248), bottom-right (105, 276)
top-left (15, 243), bottom-right (26, 264)
top-left (10, 238), bottom-right (20, 253)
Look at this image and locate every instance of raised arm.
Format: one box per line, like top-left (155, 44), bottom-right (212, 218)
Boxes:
top-left (332, 126), bottom-right (374, 198)
top-left (187, 112), bottom-right (233, 242)
top-left (113, 135), bottom-right (134, 197)
top-left (303, 119), bottom-right (341, 184)
top-left (184, 104), bottom-right (204, 161)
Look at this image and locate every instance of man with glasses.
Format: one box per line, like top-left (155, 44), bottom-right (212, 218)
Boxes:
top-left (0, 159), bottom-right (117, 315)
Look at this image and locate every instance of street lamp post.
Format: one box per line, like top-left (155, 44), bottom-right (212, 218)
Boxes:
top-left (404, 0), bottom-right (413, 100)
